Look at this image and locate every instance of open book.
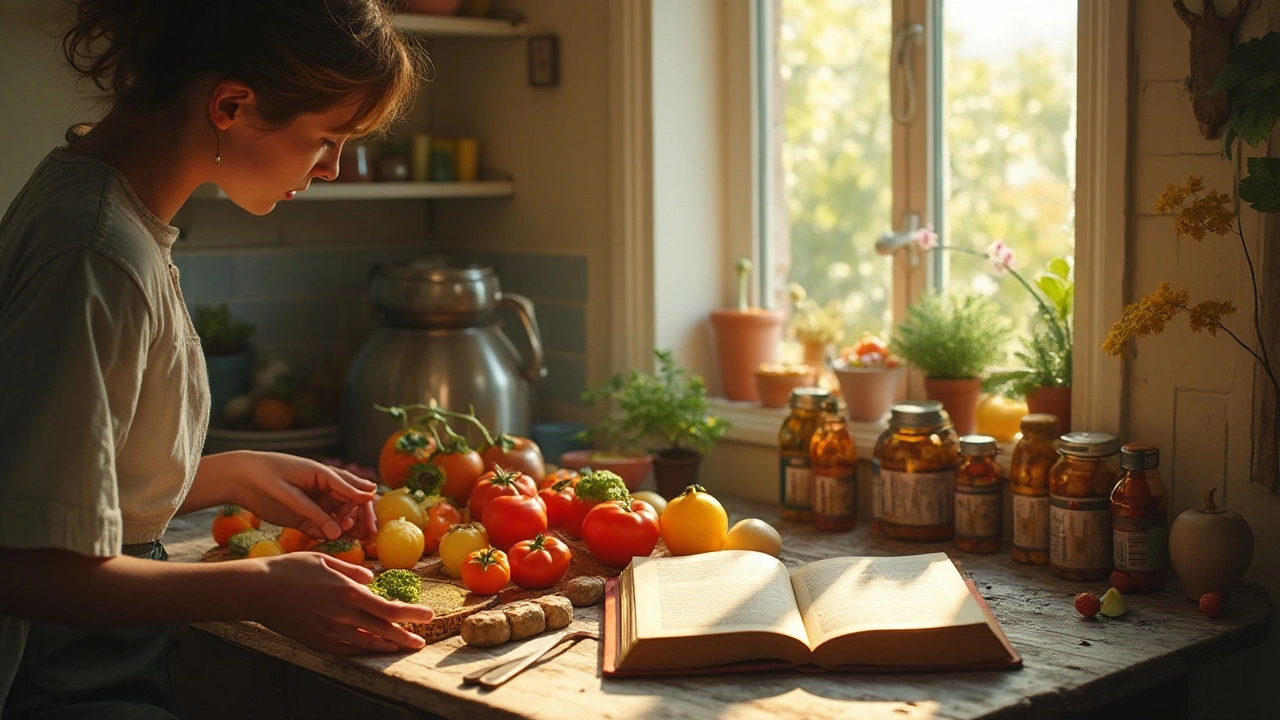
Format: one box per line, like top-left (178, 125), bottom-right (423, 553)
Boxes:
top-left (603, 551), bottom-right (1021, 675)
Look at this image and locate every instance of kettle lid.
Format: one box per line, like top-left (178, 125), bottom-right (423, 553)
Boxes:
top-left (376, 257), bottom-right (494, 283)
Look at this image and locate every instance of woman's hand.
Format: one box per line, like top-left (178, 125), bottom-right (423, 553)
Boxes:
top-left (251, 552), bottom-right (434, 655)
top-left (221, 451), bottom-right (378, 543)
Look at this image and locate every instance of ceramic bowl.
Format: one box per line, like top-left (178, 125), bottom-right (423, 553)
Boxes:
top-left (559, 449), bottom-right (653, 491)
top-left (832, 363), bottom-right (906, 422)
top-left (753, 365), bottom-right (816, 408)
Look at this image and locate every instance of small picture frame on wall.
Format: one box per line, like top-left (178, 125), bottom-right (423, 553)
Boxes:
top-left (528, 34), bottom-right (560, 87)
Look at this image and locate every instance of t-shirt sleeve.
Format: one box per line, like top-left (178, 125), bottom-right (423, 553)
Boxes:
top-left (0, 249), bottom-right (153, 557)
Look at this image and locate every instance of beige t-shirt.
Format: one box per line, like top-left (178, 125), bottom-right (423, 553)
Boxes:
top-left (0, 147), bottom-right (210, 703)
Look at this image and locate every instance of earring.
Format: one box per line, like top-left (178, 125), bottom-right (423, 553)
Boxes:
top-left (214, 129), bottom-right (222, 167)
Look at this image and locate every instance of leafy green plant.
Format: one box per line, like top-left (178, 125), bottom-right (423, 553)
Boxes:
top-left (889, 290), bottom-right (1011, 379)
top-left (1212, 30), bottom-right (1280, 213)
top-left (193, 304), bottom-right (255, 355)
top-left (987, 257), bottom-right (1074, 397)
top-left (579, 349), bottom-right (730, 456)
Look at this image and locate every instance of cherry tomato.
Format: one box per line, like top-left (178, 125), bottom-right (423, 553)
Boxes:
top-left (460, 547), bottom-right (511, 596)
top-left (481, 435), bottom-right (546, 484)
top-left (247, 540), bottom-right (286, 558)
top-left (315, 537), bottom-right (366, 566)
top-left (432, 450), bottom-right (486, 504)
top-left (375, 518), bottom-right (424, 569)
top-left (374, 489), bottom-right (426, 529)
top-left (508, 533), bottom-right (572, 589)
top-left (378, 428), bottom-right (435, 489)
top-left (660, 485), bottom-right (729, 556)
top-left (467, 467), bottom-right (538, 521)
top-left (560, 497), bottom-right (603, 540)
top-left (482, 494), bottom-right (548, 552)
top-left (538, 478), bottom-right (577, 529)
top-left (277, 526), bottom-right (318, 553)
top-left (538, 467), bottom-right (580, 491)
top-left (439, 523), bottom-right (490, 578)
top-left (211, 505), bottom-right (260, 547)
top-left (422, 499), bottom-right (464, 553)
top-left (581, 500), bottom-right (660, 567)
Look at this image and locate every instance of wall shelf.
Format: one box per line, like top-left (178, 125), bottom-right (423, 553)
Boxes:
top-left (393, 13), bottom-right (527, 38)
top-left (190, 181), bottom-right (515, 201)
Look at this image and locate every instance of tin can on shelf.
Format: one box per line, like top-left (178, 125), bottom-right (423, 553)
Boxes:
top-left (1111, 443), bottom-right (1168, 593)
top-left (778, 388), bottom-right (830, 522)
top-left (954, 435), bottom-right (1002, 554)
top-left (1010, 414), bottom-right (1059, 565)
top-left (1048, 431), bottom-right (1122, 581)
top-left (810, 398), bottom-right (858, 532)
top-left (873, 401), bottom-right (959, 542)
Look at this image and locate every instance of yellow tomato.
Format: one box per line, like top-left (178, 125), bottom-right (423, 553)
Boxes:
top-left (375, 489), bottom-right (425, 529)
top-left (377, 517), bottom-right (426, 570)
top-left (247, 540), bottom-right (286, 558)
top-left (975, 393), bottom-right (1028, 443)
top-left (439, 523), bottom-right (491, 578)
top-left (659, 485), bottom-right (728, 556)
top-left (720, 518), bottom-right (783, 557)
top-left (630, 490), bottom-right (668, 517)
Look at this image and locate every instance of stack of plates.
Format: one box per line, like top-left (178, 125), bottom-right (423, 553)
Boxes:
top-left (204, 425), bottom-right (343, 457)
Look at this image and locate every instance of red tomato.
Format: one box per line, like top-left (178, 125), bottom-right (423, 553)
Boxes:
top-left (560, 497), bottom-right (603, 540)
top-left (211, 505), bottom-right (260, 547)
top-left (481, 435), bottom-right (546, 484)
top-left (460, 547), bottom-right (511, 596)
top-left (537, 467), bottom-right (580, 491)
top-left (538, 478), bottom-right (577, 529)
top-left (508, 533), bottom-right (572, 590)
top-left (432, 449), bottom-right (485, 503)
top-left (481, 494), bottom-right (548, 552)
top-left (378, 429), bottom-right (436, 489)
top-left (581, 500), bottom-right (660, 567)
top-left (423, 499), bottom-right (464, 553)
top-left (468, 467), bottom-right (538, 520)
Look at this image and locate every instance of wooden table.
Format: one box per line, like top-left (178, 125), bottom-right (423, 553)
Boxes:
top-left (161, 497), bottom-right (1270, 720)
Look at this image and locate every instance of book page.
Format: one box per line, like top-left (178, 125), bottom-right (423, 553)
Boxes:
top-left (631, 551), bottom-right (810, 646)
top-left (789, 553), bottom-right (988, 648)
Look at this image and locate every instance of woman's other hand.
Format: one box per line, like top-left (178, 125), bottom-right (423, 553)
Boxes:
top-left (225, 450), bottom-right (379, 543)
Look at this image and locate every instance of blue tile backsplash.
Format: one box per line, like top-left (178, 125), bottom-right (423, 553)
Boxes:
top-left (173, 246), bottom-right (590, 417)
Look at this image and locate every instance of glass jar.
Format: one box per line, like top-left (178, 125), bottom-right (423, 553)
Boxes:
top-left (778, 388), bottom-right (830, 522)
top-left (1009, 413), bottom-right (1060, 565)
top-left (1111, 443), bottom-right (1169, 593)
top-left (1048, 431), bottom-right (1122, 581)
top-left (873, 401), bottom-right (959, 542)
top-left (810, 398), bottom-right (858, 532)
top-left (954, 435), bottom-right (1002, 554)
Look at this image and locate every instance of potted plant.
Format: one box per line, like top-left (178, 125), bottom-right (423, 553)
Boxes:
top-left (709, 258), bottom-right (784, 402)
top-left (831, 333), bottom-right (906, 423)
top-left (579, 349), bottom-right (731, 498)
top-left (786, 282), bottom-right (846, 369)
top-left (889, 290), bottom-right (1011, 435)
top-left (193, 303), bottom-right (256, 423)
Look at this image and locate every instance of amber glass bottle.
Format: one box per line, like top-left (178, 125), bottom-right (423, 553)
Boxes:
top-left (778, 388), bottom-right (829, 522)
top-left (1009, 414), bottom-right (1059, 565)
top-left (810, 398), bottom-right (858, 532)
top-left (954, 435), bottom-right (1002, 554)
top-left (1048, 432), bottom-right (1121, 581)
top-left (1111, 443), bottom-right (1168, 593)
top-left (874, 401), bottom-right (959, 541)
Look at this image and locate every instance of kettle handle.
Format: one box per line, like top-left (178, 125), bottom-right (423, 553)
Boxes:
top-left (496, 292), bottom-right (547, 383)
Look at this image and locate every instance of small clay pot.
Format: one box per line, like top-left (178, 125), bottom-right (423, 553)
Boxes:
top-left (923, 377), bottom-right (983, 435)
top-left (709, 309), bottom-right (784, 402)
top-left (754, 365), bottom-right (814, 408)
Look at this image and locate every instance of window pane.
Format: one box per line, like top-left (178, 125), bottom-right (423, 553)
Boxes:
top-left (770, 0), bottom-right (893, 347)
top-left (937, 0), bottom-right (1077, 359)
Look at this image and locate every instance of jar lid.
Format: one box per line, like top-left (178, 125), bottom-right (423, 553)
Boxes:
top-left (1120, 442), bottom-right (1160, 470)
top-left (1058, 431), bottom-right (1121, 458)
top-left (889, 400), bottom-right (946, 428)
top-left (1020, 413), bottom-right (1060, 434)
top-left (959, 435), bottom-right (998, 456)
top-left (820, 397), bottom-right (845, 415)
top-left (789, 387), bottom-right (830, 410)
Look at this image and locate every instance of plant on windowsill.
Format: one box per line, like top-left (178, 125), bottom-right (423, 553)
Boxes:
top-left (709, 258), bottom-right (785, 403)
top-left (579, 349), bottom-right (731, 499)
top-left (193, 303), bottom-right (256, 421)
top-left (888, 289), bottom-right (1011, 435)
top-left (787, 282), bottom-right (846, 367)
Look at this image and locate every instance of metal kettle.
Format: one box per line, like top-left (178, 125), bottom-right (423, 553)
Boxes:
top-left (342, 257), bottom-right (545, 467)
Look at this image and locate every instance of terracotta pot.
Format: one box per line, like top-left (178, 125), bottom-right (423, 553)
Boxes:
top-left (923, 377), bottom-right (983, 436)
top-left (1026, 386), bottom-right (1072, 434)
top-left (558, 450), bottom-right (652, 491)
top-left (833, 365), bottom-right (906, 423)
top-left (709, 309), bottom-right (784, 402)
top-left (652, 448), bottom-right (703, 500)
top-left (753, 366), bottom-right (815, 408)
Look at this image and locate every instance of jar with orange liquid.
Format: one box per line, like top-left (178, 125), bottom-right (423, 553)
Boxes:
top-left (954, 435), bottom-right (1002, 554)
top-left (1048, 432), bottom-right (1121, 581)
top-left (1111, 443), bottom-right (1168, 593)
top-left (778, 388), bottom-right (829, 522)
top-left (810, 398), bottom-right (858, 532)
top-left (1009, 414), bottom-right (1059, 565)
top-left (874, 401), bottom-right (959, 541)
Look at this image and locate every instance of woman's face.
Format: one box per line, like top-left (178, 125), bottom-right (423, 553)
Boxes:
top-left (217, 101), bottom-right (360, 215)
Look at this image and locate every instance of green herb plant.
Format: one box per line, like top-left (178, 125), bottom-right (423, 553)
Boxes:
top-left (579, 349), bottom-right (730, 456)
top-left (987, 257), bottom-right (1074, 397)
top-left (193, 303), bottom-right (256, 355)
top-left (889, 290), bottom-right (1011, 380)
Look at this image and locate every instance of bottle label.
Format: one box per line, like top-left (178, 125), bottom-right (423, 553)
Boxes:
top-left (1113, 516), bottom-right (1168, 571)
top-left (1012, 494), bottom-right (1050, 552)
top-left (780, 455), bottom-right (812, 511)
top-left (871, 458), bottom-right (883, 521)
top-left (881, 469), bottom-right (953, 526)
top-left (1049, 495), bottom-right (1111, 570)
top-left (813, 472), bottom-right (856, 520)
top-left (955, 484), bottom-right (1001, 540)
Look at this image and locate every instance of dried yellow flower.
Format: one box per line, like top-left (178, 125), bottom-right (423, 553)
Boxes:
top-left (1155, 176), bottom-right (1236, 241)
top-left (1104, 282), bottom-right (1188, 356)
top-left (1187, 300), bottom-right (1237, 335)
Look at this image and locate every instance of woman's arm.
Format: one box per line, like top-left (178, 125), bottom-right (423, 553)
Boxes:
top-left (0, 546), bottom-right (433, 655)
top-left (179, 451), bottom-right (246, 514)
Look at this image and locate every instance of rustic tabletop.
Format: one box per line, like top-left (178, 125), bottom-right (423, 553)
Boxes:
top-left (162, 497), bottom-right (1270, 720)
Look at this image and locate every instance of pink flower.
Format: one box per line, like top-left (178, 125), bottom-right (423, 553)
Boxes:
top-left (985, 239), bottom-right (1018, 275)
top-left (912, 224), bottom-right (938, 251)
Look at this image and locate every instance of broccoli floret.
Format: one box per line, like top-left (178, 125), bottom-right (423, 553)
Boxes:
top-left (574, 470), bottom-right (630, 502)
top-left (369, 569), bottom-right (423, 604)
top-left (228, 529), bottom-right (272, 557)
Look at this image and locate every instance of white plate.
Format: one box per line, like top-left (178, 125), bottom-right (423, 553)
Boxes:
top-left (204, 425), bottom-right (342, 453)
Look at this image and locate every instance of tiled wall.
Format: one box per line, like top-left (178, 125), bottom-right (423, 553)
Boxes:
top-left (172, 245), bottom-right (589, 417)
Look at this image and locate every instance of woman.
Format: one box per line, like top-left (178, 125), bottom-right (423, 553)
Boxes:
top-left (0, 2), bottom-right (432, 717)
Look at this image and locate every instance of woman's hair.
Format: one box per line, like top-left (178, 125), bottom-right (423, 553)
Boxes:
top-left (62, 0), bottom-right (426, 136)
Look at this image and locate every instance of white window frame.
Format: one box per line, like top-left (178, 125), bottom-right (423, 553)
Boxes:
top-left (608, 0), bottom-right (1128, 455)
